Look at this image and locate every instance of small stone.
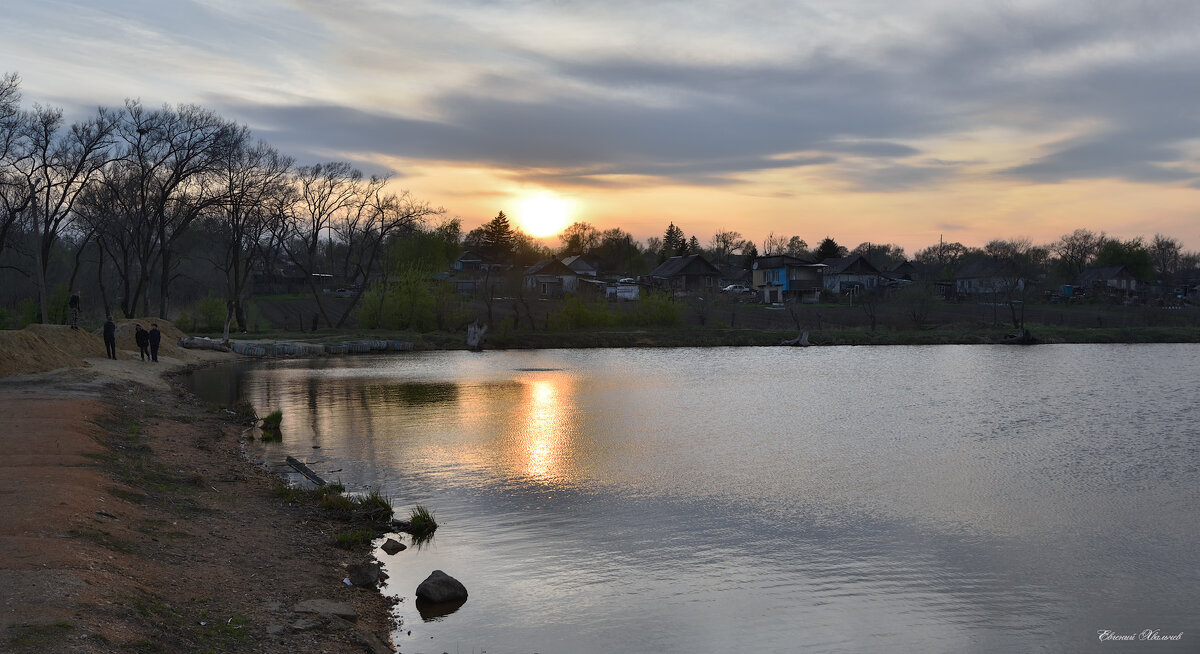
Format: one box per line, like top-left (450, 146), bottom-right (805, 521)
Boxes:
top-left (380, 538), bottom-right (406, 555)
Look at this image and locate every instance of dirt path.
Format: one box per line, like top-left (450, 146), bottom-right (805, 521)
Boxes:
top-left (0, 325), bottom-right (397, 653)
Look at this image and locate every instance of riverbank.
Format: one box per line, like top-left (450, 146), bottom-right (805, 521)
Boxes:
top-left (0, 323), bottom-right (396, 653)
top-left (216, 322), bottom-right (1200, 352)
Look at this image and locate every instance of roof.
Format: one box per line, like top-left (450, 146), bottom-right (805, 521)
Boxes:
top-left (649, 254), bottom-right (719, 278)
top-left (524, 258), bottom-right (576, 277)
top-left (753, 254), bottom-right (818, 269)
top-left (821, 254), bottom-right (881, 275)
top-left (561, 255), bottom-right (598, 270)
top-left (1079, 266), bottom-right (1135, 285)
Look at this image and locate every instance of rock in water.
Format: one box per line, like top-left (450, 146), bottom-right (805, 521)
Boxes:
top-left (380, 538), bottom-right (406, 555)
top-left (415, 570), bottom-right (468, 603)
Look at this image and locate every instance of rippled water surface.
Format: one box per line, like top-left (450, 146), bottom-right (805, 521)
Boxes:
top-left (186, 344), bottom-right (1200, 653)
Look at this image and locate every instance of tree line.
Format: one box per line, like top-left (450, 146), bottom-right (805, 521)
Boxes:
top-left (3, 71), bottom-right (1196, 336)
top-left (0, 73), bottom-right (441, 336)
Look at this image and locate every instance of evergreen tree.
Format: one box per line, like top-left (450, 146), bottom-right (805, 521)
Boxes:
top-left (661, 222), bottom-right (686, 260)
top-left (814, 237), bottom-right (847, 262)
top-left (481, 211), bottom-right (515, 260)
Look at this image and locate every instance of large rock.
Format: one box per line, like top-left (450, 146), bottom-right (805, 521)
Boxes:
top-left (415, 570), bottom-right (468, 603)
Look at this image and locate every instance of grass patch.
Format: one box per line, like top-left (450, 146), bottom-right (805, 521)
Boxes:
top-left (273, 482), bottom-right (394, 544)
top-left (89, 410), bottom-right (209, 518)
top-left (6, 621), bottom-right (74, 649)
top-left (114, 593), bottom-right (250, 653)
top-left (330, 528), bottom-right (376, 550)
top-left (407, 504), bottom-right (438, 537)
top-left (108, 486), bottom-right (148, 505)
top-left (259, 409), bottom-right (283, 441)
top-left (260, 410), bottom-right (282, 430)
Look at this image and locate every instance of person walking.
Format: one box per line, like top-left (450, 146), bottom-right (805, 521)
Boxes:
top-left (103, 315), bottom-right (117, 359)
top-left (134, 324), bottom-right (150, 361)
top-left (148, 323), bottom-right (161, 363)
top-left (68, 291), bottom-right (81, 330)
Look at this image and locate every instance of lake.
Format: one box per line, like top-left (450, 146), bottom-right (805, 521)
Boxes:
top-left (185, 344), bottom-right (1200, 653)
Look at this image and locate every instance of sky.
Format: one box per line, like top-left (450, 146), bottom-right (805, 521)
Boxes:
top-left (3, 0), bottom-right (1200, 255)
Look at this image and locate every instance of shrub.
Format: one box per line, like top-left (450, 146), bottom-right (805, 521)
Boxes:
top-left (408, 504), bottom-right (438, 536)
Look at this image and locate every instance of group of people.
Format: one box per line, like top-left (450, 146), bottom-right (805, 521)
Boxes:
top-left (69, 292), bottom-right (162, 362)
top-left (100, 316), bottom-right (161, 362)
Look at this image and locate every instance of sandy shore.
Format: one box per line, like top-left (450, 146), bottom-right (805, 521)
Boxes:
top-left (0, 324), bottom-right (396, 653)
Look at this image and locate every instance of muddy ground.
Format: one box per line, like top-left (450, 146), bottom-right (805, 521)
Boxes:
top-left (0, 323), bottom-right (400, 653)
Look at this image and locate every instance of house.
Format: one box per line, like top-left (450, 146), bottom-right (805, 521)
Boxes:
top-left (718, 264), bottom-right (752, 288)
top-left (561, 255), bottom-right (600, 277)
top-left (1078, 266), bottom-right (1138, 296)
top-left (954, 260), bottom-right (1023, 297)
top-left (453, 251), bottom-right (504, 273)
top-left (884, 260), bottom-right (920, 281)
top-left (606, 280), bottom-right (641, 301)
top-left (524, 258), bottom-right (579, 297)
top-left (821, 254), bottom-right (881, 294)
top-left (751, 255), bottom-right (825, 303)
top-left (648, 254), bottom-right (720, 294)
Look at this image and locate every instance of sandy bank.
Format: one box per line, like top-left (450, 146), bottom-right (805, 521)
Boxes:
top-left (0, 323), bottom-right (396, 653)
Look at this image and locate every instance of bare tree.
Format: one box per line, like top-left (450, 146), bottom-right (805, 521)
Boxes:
top-left (984, 238), bottom-right (1047, 331)
top-left (761, 231), bottom-right (787, 255)
top-left (1149, 233), bottom-right (1182, 285)
top-left (204, 129), bottom-right (293, 339)
top-left (18, 104), bottom-right (116, 322)
top-left (1051, 228), bottom-right (1104, 281)
top-left (330, 182), bottom-right (441, 327)
top-left (0, 72), bottom-right (33, 256)
top-left (708, 228), bottom-right (743, 266)
top-left (277, 162), bottom-right (364, 328)
top-left (121, 102), bottom-right (235, 318)
top-left (558, 221), bottom-right (599, 256)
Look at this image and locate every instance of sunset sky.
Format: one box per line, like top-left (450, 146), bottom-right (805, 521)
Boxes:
top-left (3, 0), bottom-right (1199, 254)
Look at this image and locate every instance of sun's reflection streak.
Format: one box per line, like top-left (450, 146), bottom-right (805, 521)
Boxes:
top-left (520, 377), bottom-right (569, 484)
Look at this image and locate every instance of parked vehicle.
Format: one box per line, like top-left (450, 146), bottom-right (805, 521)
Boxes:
top-left (722, 284), bottom-right (753, 294)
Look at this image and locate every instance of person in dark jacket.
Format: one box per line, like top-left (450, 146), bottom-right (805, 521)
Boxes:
top-left (68, 291), bottom-right (81, 330)
top-left (134, 324), bottom-right (150, 361)
top-left (103, 316), bottom-right (117, 359)
top-left (148, 323), bottom-right (162, 362)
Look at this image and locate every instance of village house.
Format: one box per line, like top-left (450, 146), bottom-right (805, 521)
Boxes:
top-left (524, 258), bottom-right (579, 297)
top-left (561, 255), bottom-right (600, 277)
top-left (1078, 266), bottom-right (1138, 297)
top-left (954, 260), bottom-right (1023, 297)
top-left (821, 254), bottom-right (881, 294)
top-left (453, 250), bottom-right (504, 273)
top-left (648, 254), bottom-right (720, 294)
top-left (751, 255), bottom-right (825, 303)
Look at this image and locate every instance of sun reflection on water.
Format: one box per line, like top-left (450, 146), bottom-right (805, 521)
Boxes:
top-left (519, 378), bottom-right (569, 484)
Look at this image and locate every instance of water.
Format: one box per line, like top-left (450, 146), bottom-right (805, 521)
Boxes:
top-left (185, 345), bottom-right (1200, 653)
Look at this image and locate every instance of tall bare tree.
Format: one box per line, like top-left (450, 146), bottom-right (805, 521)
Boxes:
top-left (204, 129), bottom-right (293, 339)
top-left (18, 104), bottom-right (116, 322)
top-left (278, 161), bottom-right (364, 328)
top-left (1051, 228), bottom-right (1104, 281)
top-left (113, 100), bottom-right (234, 318)
top-left (329, 182), bottom-right (440, 327)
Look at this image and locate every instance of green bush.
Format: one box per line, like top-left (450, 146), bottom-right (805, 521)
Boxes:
top-left (189, 296), bottom-right (227, 333)
top-left (621, 291), bottom-right (682, 327)
top-left (357, 269), bottom-right (437, 331)
top-left (553, 296), bottom-right (613, 330)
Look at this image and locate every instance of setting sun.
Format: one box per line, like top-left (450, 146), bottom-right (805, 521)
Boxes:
top-left (515, 194), bottom-right (573, 238)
